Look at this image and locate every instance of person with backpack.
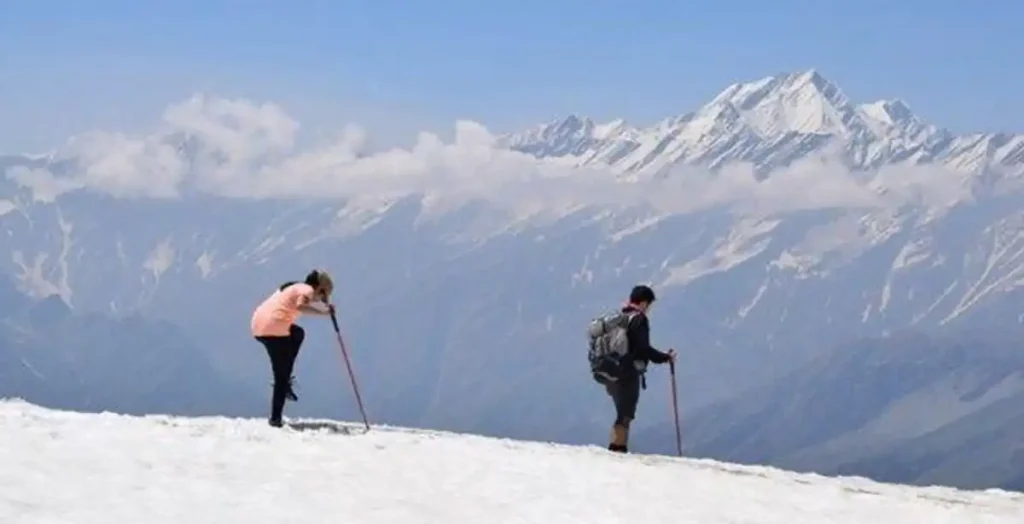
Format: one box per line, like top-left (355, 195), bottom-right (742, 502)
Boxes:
top-left (587, 284), bottom-right (675, 453)
top-left (250, 269), bottom-right (335, 427)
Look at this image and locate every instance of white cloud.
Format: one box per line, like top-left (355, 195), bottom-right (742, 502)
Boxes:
top-left (7, 167), bottom-right (85, 203)
top-left (63, 132), bottom-right (185, 198)
top-left (870, 163), bottom-right (973, 210)
top-left (3, 94), bottom-right (977, 217)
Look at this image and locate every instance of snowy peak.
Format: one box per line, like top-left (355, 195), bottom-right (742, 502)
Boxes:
top-left (592, 118), bottom-right (631, 140)
top-left (856, 98), bottom-right (945, 144)
top-left (501, 114), bottom-right (597, 156)
top-left (859, 99), bottom-right (915, 127)
top-left (707, 69), bottom-right (858, 137)
top-left (500, 69), bottom-right (1024, 177)
top-left (704, 69), bottom-right (936, 144)
top-left (499, 113), bottom-right (642, 164)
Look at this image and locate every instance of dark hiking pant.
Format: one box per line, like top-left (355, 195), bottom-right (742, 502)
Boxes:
top-left (255, 324), bottom-right (305, 422)
top-left (605, 373), bottom-right (641, 425)
top-left (604, 372), bottom-right (641, 452)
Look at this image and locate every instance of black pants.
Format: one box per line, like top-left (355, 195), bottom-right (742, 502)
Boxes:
top-left (604, 372), bottom-right (641, 427)
top-left (255, 324), bottom-right (305, 421)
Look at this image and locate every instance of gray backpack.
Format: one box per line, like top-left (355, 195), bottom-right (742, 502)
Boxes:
top-left (586, 311), bottom-right (637, 385)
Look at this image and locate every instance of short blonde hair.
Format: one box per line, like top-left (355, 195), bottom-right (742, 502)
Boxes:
top-left (311, 269), bottom-right (334, 299)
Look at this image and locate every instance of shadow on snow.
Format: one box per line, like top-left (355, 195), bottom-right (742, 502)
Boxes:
top-left (285, 419), bottom-right (367, 435)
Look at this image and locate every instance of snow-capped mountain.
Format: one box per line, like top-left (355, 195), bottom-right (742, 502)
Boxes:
top-left (500, 69), bottom-right (1023, 177)
top-left (3, 69), bottom-right (1024, 477)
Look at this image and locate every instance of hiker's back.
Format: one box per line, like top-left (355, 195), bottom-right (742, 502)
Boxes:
top-left (251, 283), bottom-right (315, 337)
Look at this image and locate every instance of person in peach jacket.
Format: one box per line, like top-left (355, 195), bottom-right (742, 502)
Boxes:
top-left (251, 269), bottom-right (335, 427)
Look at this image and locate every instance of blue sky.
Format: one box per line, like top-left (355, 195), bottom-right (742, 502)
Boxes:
top-left (1, 0), bottom-right (1021, 152)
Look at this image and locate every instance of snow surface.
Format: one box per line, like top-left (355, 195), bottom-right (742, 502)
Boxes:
top-left (1, 400), bottom-right (1022, 523)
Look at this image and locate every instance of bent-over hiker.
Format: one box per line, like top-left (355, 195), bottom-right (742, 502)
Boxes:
top-left (250, 269), bottom-right (335, 427)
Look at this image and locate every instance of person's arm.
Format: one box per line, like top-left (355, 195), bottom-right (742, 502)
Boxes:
top-left (296, 290), bottom-right (332, 316)
top-left (299, 304), bottom-right (331, 316)
top-left (627, 314), bottom-right (671, 364)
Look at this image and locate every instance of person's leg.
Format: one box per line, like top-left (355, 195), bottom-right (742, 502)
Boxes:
top-left (282, 324), bottom-right (305, 401)
top-left (604, 382), bottom-right (624, 452)
top-left (607, 374), bottom-right (640, 453)
top-left (257, 336), bottom-right (292, 426)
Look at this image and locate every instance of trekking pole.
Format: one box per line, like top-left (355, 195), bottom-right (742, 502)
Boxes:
top-left (669, 358), bottom-right (682, 457)
top-left (329, 307), bottom-right (370, 432)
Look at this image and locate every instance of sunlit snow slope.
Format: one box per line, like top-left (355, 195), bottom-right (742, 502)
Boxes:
top-left (0, 400), bottom-right (1021, 523)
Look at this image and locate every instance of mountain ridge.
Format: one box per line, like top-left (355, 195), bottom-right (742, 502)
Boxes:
top-left (499, 69), bottom-right (1021, 182)
top-left (3, 68), bottom-right (1024, 491)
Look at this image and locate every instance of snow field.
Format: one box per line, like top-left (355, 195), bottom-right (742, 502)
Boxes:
top-left (0, 400), bottom-right (1022, 523)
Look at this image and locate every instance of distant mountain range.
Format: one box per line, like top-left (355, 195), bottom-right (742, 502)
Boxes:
top-left (3, 69), bottom-right (1024, 490)
top-left (636, 329), bottom-right (1024, 491)
top-left (501, 69), bottom-right (1023, 176)
top-left (0, 276), bottom-right (259, 417)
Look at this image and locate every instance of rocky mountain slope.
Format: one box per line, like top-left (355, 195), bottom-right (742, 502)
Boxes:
top-left (0, 276), bottom-right (258, 416)
top-left (2, 70), bottom-right (1024, 488)
top-left (638, 329), bottom-right (1024, 491)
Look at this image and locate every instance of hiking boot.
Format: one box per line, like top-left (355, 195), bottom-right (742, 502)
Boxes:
top-left (268, 417), bottom-right (283, 428)
top-left (609, 422), bottom-right (630, 453)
